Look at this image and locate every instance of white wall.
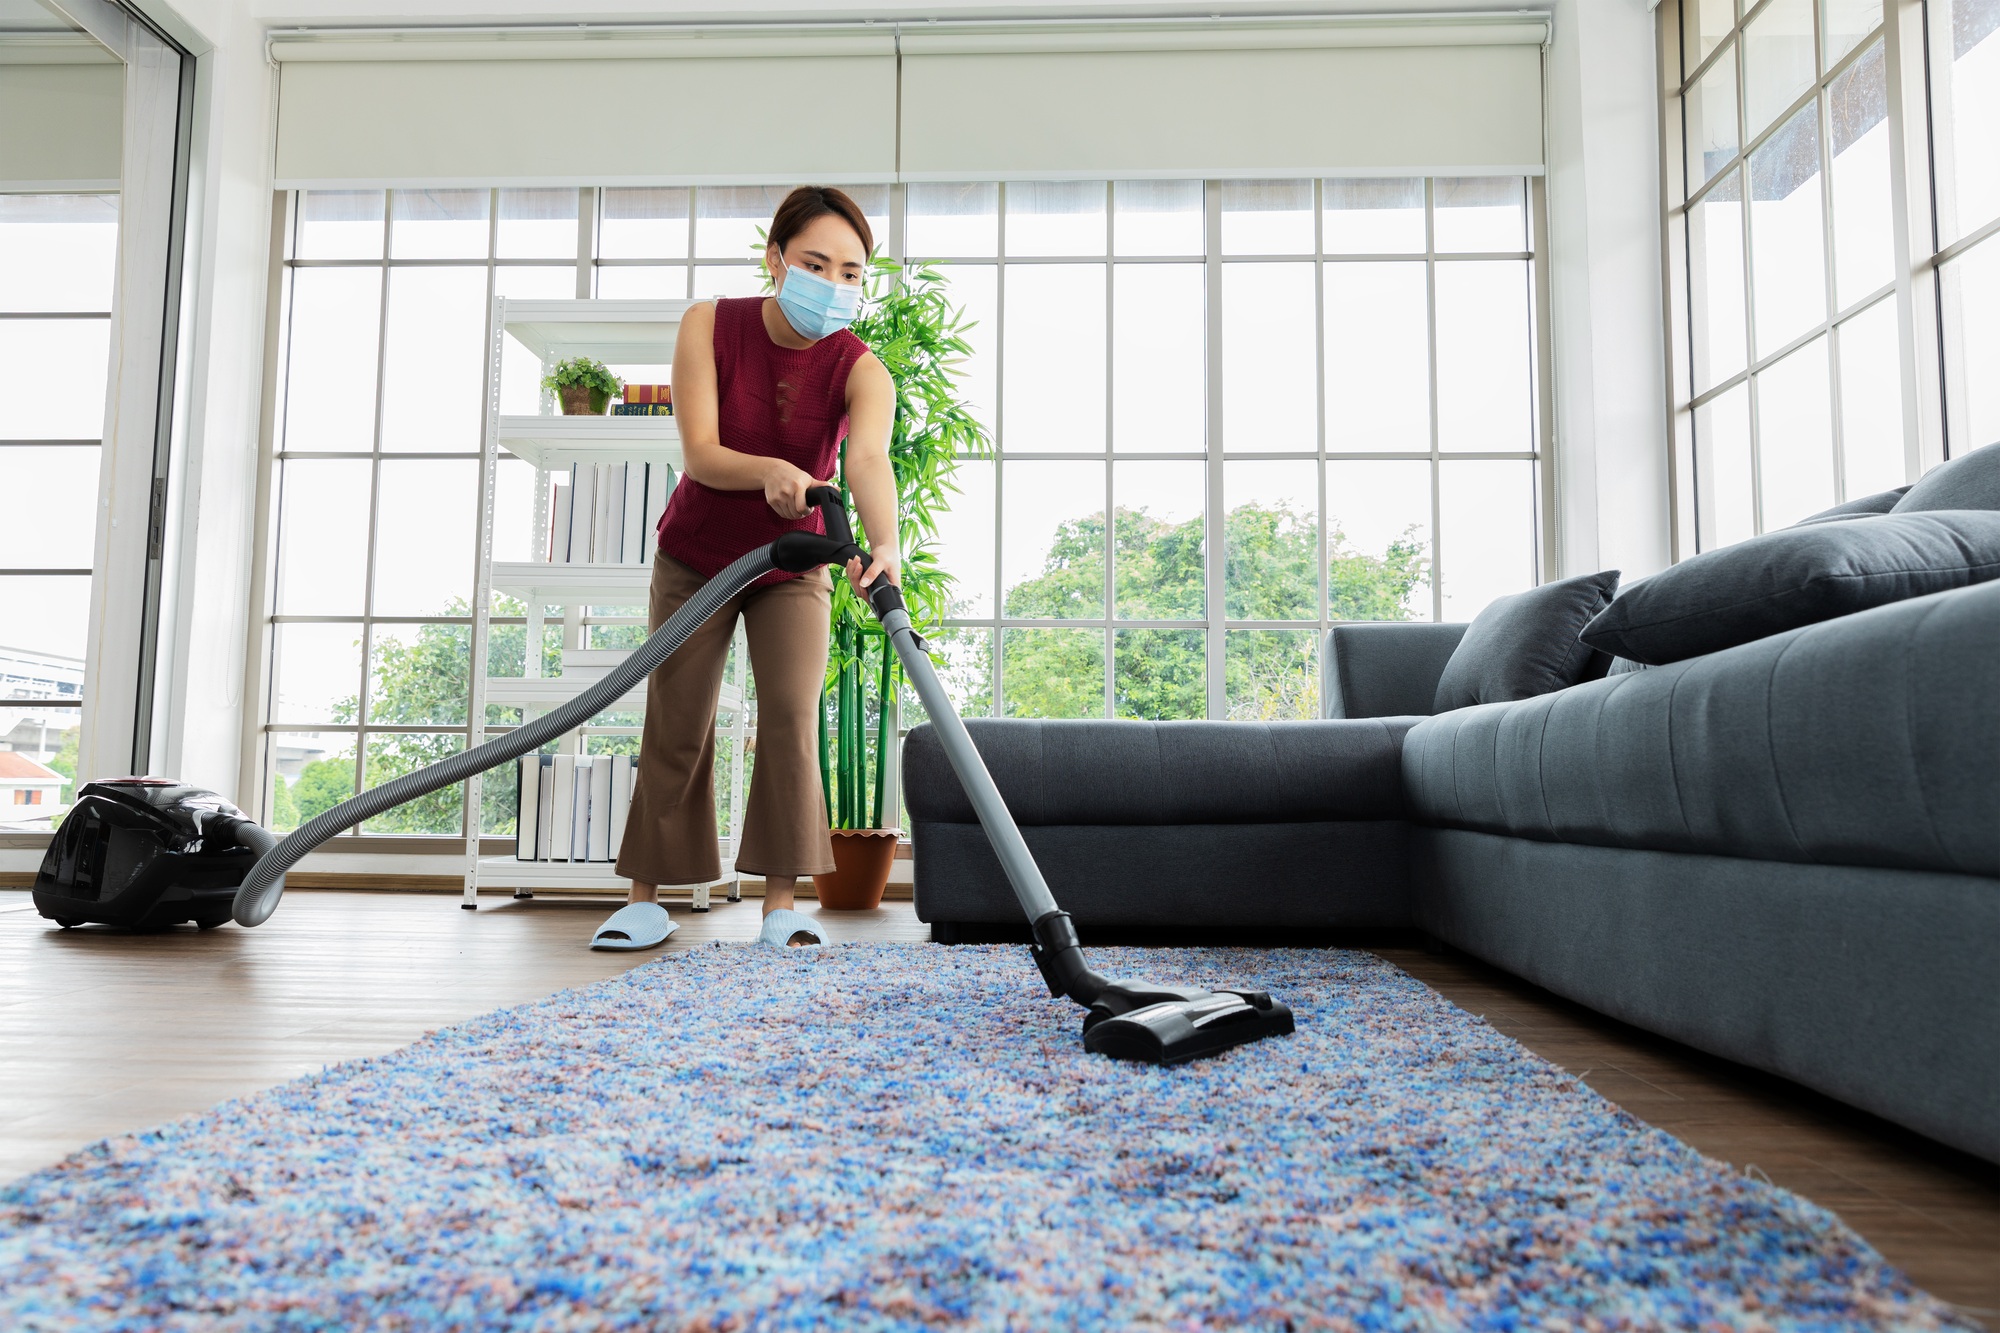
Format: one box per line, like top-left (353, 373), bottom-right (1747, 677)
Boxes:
top-left (1544, 0), bottom-right (1673, 579)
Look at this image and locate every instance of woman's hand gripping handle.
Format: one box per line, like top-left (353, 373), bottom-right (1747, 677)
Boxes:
top-left (803, 486), bottom-right (907, 622)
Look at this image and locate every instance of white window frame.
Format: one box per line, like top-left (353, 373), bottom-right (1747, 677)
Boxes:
top-left (255, 179), bottom-right (1552, 835)
top-left (1657, 0), bottom-right (1960, 556)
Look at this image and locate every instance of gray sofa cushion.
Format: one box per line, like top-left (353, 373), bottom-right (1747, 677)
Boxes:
top-left (1793, 485), bottom-right (1911, 523)
top-left (904, 718), bottom-right (1417, 825)
top-left (1403, 579), bottom-right (2000, 878)
top-left (1433, 571), bottom-right (1621, 712)
top-left (1580, 510), bottom-right (2000, 665)
top-left (1893, 440), bottom-right (2000, 512)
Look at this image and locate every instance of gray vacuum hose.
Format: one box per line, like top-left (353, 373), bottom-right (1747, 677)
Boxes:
top-left (233, 546), bottom-right (778, 927)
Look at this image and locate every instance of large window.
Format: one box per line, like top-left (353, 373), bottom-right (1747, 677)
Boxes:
top-left (265, 181), bottom-right (1547, 835)
top-left (0, 194), bottom-right (118, 827)
top-left (1933, 0), bottom-right (2000, 455)
top-left (1667, 0), bottom-right (2000, 548)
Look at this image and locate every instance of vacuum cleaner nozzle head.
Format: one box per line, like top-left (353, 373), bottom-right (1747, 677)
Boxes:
top-left (1082, 988), bottom-right (1295, 1066)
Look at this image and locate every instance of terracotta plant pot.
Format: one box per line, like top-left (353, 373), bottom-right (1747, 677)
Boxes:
top-left (559, 385), bottom-right (611, 415)
top-left (813, 829), bottom-right (899, 910)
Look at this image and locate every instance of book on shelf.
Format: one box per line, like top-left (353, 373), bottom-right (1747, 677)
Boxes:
top-left (567, 466), bottom-right (597, 565)
top-left (548, 755), bottom-right (576, 860)
top-left (569, 755), bottom-right (592, 861)
top-left (549, 483), bottom-right (571, 563)
top-left (534, 758), bottom-right (555, 858)
top-left (623, 383), bottom-right (671, 405)
top-left (514, 752), bottom-right (635, 863)
top-left (609, 757), bottom-right (632, 858)
top-left (546, 463), bottom-right (677, 565)
top-left (516, 756), bottom-right (541, 862)
top-left (622, 465), bottom-right (647, 565)
top-left (611, 403), bottom-right (673, 416)
top-left (600, 463), bottom-right (624, 563)
top-left (587, 758), bottom-right (613, 861)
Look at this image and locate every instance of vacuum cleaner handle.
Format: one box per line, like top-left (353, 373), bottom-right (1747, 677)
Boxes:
top-left (802, 483), bottom-right (911, 623)
top-left (804, 484), bottom-right (856, 553)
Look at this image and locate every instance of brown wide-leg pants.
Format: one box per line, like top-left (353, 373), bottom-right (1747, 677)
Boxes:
top-left (614, 550), bottom-right (835, 886)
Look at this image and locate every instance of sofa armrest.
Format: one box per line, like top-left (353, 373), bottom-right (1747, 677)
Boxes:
top-left (1321, 622), bottom-right (1469, 719)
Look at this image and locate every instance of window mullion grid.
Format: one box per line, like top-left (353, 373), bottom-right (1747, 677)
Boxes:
top-left (1688, 282), bottom-right (1896, 415)
top-left (1890, 2), bottom-right (1947, 475)
top-left (1103, 180), bottom-right (1116, 720)
top-left (1528, 175), bottom-right (1560, 576)
top-left (457, 189), bottom-right (505, 849)
top-left (1682, 13), bottom-right (1885, 218)
top-left (1314, 176), bottom-right (1329, 638)
top-left (1425, 178), bottom-right (1444, 623)
top-left (575, 186), bottom-right (595, 300)
top-left (1680, 26), bottom-right (1880, 215)
top-left (1816, 30), bottom-right (1849, 505)
top-left (1930, 212), bottom-right (2000, 269)
top-left (1204, 180), bottom-right (1226, 719)
top-left (1736, 35), bottom-right (1766, 537)
top-left (992, 182), bottom-right (1007, 718)
top-left (355, 198), bottom-right (396, 808)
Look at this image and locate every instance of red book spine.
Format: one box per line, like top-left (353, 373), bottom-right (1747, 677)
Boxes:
top-left (623, 383), bottom-right (672, 405)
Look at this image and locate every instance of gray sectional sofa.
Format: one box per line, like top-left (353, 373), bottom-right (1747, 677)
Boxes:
top-left (904, 580), bottom-right (2000, 1165)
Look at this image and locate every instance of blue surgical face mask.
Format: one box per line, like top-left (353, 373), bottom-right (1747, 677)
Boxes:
top-left (774, 257), bottom-right (862, 340)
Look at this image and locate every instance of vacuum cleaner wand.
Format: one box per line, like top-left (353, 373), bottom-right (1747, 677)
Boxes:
top-left (228, 484), bottom-right (1290, 1064)
top-left (800, 488), bottom-right (1296, 1066)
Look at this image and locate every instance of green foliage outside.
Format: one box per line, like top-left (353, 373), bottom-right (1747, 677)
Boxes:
top-left (538, 356), bottom-right (622, 398)
top-left (265, 511), bottom-right (1420, 836)
top-left (943, 501), bottom-right (1428, 722)
top-left (44, 726), bottom-right (78, 805)
top-left (267, 597), bottom-right (565, 837)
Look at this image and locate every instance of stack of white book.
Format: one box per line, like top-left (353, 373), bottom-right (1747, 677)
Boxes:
top-left (549, 462), bottom-right (675, 564)
top-left (515, 753), bottom-right (635, 862)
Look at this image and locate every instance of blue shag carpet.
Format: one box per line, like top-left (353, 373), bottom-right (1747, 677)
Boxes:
top-left (0, 944), bottom-right (1976, 1331)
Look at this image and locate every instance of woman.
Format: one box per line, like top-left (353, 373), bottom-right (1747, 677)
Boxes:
top-left (593, 186), bottom-right (898, 951)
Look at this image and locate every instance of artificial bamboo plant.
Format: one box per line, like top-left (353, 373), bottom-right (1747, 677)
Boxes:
top-left (811, 258), bottom-right (991, 831)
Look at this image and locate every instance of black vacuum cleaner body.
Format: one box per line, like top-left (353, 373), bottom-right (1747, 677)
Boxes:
top-left (33, 780), bottom-right (257, 930)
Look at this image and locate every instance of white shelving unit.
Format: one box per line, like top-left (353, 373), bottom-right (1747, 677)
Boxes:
top-left (461, 298), bottom-right (750, 911)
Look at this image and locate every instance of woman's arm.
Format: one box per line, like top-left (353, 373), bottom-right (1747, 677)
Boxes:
top-left (841, 352), bottom-right (900, 591)
top-left (672, 301), bottom-right (824, 519)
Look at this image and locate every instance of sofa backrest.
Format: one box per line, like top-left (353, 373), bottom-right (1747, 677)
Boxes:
top-left (1321, 622), bottom-right (1469, 719)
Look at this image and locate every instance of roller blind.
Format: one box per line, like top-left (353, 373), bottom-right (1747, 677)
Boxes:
top-left (899, 20), bottom-right (1547, 180)
top-left (270, 15), bottom-right (1545, 187)
top-left (272, 35), bottom-right (899, 188)
top-left (0, 57), bottom-right (122, 190)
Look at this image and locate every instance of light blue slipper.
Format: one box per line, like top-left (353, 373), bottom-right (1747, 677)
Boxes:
top-left (758, 908), bottom-right (826, 948)
top-left (590, 901), bottom-right (676, 951)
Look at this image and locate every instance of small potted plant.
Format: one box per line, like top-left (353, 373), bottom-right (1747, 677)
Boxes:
top-left (541, 357), bottom-right (623, 415)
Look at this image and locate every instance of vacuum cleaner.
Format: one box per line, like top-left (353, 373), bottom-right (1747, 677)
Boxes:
top-left (35, 489), bottom-right (1293, 1066)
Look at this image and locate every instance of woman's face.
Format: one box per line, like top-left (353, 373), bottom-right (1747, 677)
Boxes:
top-left (766, 212), bottom-right (868, 293)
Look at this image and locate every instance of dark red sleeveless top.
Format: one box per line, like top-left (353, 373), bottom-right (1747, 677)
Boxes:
top-left (656, 297), bottom-right (869, 586)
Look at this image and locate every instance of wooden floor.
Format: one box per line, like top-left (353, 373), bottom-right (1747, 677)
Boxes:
top-left (1, 889), bottom-right (1993, 1321)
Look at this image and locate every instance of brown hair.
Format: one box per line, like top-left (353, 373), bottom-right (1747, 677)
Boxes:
top-left (768, 185), bottom-right (875, 260)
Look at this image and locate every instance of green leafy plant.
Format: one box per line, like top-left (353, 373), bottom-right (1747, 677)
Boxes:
top-left (956, 503), bottom-right (1429, 723)
top-left (802, 256), bottom-right (993, 831)
top-left (538, 356), bottom-right (623, 397)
